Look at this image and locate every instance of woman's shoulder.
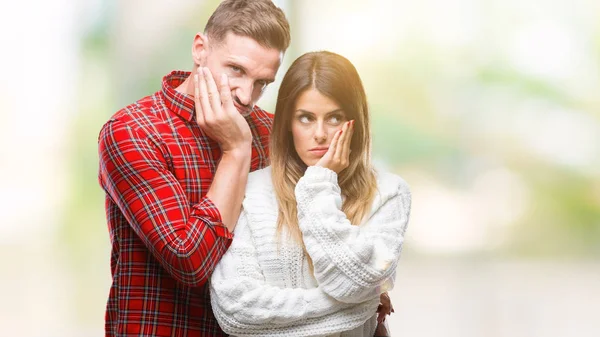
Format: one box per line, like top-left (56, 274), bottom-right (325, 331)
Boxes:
top-left (373, 168), bottom-right (411, 204)
top-left (243, 166), bottom-right (277, 212)
top-left (241, 166), bottom-right (279, 234)
top-left (246, 166), bottom-right (274, 193)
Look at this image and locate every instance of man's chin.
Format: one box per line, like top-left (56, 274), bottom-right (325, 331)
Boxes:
top-left (236, 105), bottom-right (252, 116)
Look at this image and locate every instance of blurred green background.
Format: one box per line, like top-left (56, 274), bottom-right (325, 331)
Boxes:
top-left (1, 0), bottom-right (599, 336)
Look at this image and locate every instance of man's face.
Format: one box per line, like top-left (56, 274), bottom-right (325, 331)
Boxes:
top-left (201, 32), bottom-right (283, 115)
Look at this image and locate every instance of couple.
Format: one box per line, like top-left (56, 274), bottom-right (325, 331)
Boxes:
top-left (98, 0), bottom-right (411, 336)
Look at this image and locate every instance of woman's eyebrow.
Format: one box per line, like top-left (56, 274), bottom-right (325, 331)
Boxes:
top-left (294, 108), bottom-right (343, 114)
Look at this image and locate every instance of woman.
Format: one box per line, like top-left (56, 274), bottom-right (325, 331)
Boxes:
top-left (209, 51), bottom-right (411, 336)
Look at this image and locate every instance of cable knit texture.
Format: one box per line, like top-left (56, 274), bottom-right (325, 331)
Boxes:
top-left (210, 166), bottom-right (411, 336)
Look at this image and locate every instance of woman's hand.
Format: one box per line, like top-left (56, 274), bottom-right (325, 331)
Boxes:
top-left (315, 120), bottom-right (354, 174)
top-left (377, 292), bottom-right (394, 324)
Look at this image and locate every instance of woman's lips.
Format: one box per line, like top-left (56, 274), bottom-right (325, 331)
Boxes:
top-left (309, 147), bottom-right (328, 156)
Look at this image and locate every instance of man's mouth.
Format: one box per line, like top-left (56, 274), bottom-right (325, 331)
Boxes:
top-left (234, 101), bottom-right (251, 114)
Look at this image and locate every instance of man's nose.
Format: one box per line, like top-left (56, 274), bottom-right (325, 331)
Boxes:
top-left (234, 79), bottom-right (253, 106)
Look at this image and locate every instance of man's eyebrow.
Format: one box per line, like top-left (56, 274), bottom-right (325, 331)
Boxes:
top-left (256, 73), bottom-right (275, 84)
top-left (226, 60), bottom-right (247, 73)
top-left (226, 59), bottom-right (275, 83)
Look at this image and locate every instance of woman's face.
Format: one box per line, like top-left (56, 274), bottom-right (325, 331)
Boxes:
top-left (291, 88), bottom-right (348, 166)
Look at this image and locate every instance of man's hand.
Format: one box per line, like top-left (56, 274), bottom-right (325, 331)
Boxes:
top-left (377, 291), bottom-right (394, 324)
top-left (194, 67), bottom-right (252, 153)
top-left (193, 67), bottom-right (253, 231)
top-left (315, 120), bottom-right (354, 174)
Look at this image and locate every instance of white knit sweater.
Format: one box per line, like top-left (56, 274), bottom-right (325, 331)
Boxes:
top-left (210, 166), bottom-right (411, 337)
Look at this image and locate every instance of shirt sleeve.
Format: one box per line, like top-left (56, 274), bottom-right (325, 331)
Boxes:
top-left (98, 119), bottom-right (232, 287)
top-left (294, 166), bottom-right (411, 303)
top-left (209, 210), bottom-right (379, 336)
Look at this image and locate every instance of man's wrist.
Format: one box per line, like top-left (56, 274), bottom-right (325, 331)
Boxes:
top-left (221, 143), bottom-right (252, 161)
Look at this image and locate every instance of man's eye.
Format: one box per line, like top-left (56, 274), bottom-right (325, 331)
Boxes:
top-left (257, 80), bottom-right (268, 91)
top-left (231, 65), bottom-right (242, 73)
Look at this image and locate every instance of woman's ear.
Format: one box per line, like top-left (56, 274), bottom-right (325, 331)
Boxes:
top-left (192, 32), bottom-right (209, 66)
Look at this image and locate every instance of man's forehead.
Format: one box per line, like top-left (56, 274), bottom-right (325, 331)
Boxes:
top-left (218, 33), bottom-right (281, 62)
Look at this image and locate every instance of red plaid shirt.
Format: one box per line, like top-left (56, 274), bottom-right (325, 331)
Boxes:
top-left (98, 71), bottom-right (273, 336)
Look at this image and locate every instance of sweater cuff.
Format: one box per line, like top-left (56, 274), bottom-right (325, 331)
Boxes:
top-left (304, 166), bottom-right (338, 184)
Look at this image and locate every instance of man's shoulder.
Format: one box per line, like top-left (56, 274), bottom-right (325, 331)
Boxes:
top-left (248, 106), bottom-right (274, 130)
top-left (109, 91), bottom-right (163, 123)
top-left (99, 92), bottom-right (165, 139)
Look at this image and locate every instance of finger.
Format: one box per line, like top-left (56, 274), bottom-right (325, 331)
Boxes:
top-left (319, 129), bottom-right (341, 166)
top-left (340, 120), bottom-right (354, 161)
top-left (328, 129), bottom-right (342, 157)
top-left (194, 72), bottom-right (204, 125)
top-left (198, 67), bottom-right (214, 120)
top-left (202, 67), bottom-right (222, 116)
top-left (333, 122), bottom-right (349, 161)
top-left (219, 73), bottom-right (235, 113)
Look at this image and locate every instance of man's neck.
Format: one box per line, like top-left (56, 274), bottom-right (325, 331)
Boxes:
top-left (174, 71), bottom-right (194, 96)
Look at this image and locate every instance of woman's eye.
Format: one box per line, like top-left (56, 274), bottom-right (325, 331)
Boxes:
top-left (329, 115), bottom-right (344, 124)
top-left (299, 115), bottom-right (312, 123)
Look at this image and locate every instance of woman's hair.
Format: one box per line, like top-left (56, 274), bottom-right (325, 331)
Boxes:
top-left (204, 0), bottom-right (290, 52)
top-left (270, 51), bottom-right (378, 259)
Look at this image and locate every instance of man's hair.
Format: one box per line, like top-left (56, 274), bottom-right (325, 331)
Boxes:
top-left (205, 0), bottom-right (291, 52)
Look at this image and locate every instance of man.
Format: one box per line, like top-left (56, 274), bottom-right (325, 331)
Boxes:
top-left (97, 1), bottom-right (290, 335)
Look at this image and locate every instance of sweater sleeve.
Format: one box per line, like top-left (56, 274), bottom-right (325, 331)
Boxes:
top-left (209, 210), bottom-right (379, 336)
top-left (294, 166), bottom-right (411, 303)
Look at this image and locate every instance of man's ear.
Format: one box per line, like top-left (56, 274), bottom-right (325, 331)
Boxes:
top-left (192, 32), bottom-right (209, 66)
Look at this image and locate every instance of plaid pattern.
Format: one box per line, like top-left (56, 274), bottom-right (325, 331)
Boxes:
top-left (98, 70), bottom-right (273, 336)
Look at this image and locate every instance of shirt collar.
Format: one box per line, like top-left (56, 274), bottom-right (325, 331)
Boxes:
top-left (161, 70), bottom-right (196, 122)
